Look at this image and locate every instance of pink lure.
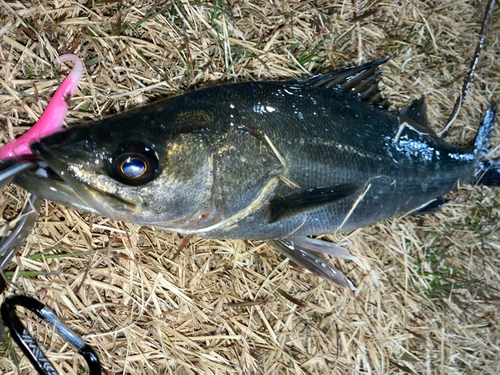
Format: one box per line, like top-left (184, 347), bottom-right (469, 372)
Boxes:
top-left (0, 54), bottom-right (83, 161)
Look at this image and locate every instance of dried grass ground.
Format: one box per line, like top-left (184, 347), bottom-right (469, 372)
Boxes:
top-left (0, 1), bottom-right (499, 374)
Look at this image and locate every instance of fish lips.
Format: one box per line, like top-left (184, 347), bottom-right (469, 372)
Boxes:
top-left (13, 141), bottom-right (138, 218)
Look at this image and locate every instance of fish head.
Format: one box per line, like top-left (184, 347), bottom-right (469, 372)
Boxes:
top-left (14, 103), bottom-right (285, 233)
top-left (15, 113), bottom-right (220, 230)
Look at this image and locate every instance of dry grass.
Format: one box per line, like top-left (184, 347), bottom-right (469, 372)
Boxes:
top-left (0, 0), bottom-right (499, 374)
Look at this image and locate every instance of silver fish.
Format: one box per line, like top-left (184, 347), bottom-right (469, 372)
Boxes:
top-left (11, 59), bottom-right (499, 288)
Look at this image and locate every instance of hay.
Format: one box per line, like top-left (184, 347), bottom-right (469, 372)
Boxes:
top-left (0, 0), bottom-right (499, 373)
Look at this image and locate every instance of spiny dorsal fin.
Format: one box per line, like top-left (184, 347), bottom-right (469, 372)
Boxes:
top-left (401, 97), bottom-right (430, 128)
top-left (294, 58), bottom-right (391, 108)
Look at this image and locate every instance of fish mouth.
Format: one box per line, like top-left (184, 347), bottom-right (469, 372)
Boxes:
top-left (13, 142), bottom-right (137, 217)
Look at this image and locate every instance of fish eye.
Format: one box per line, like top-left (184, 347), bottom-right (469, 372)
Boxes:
top-left (113, 152), bottom-right (157, 185)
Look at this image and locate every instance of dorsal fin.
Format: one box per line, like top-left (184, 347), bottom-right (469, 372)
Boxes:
top-left (401, 97), bottom-right (430, 128)
top-left (294, 58), bottom-right (391, 108)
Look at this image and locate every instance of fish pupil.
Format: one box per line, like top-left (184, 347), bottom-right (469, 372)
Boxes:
top-left (121, 157), bottom-right (146, 178)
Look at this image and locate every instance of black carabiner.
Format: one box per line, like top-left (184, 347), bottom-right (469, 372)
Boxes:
top-left (1, 295), bottom-right (101, 375)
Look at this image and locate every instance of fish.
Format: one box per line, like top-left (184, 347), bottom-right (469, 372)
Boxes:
top-left (5, 58), bottom-right (499, 289)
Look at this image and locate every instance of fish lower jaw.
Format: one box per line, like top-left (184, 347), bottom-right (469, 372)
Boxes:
top-left (15, 162), bottom-right (138, 218)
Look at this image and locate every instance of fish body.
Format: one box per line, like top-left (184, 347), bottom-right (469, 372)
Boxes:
top-left (10, 59), bottom-right (498, 287)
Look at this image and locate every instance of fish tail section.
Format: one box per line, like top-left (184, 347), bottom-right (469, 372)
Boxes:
top-left (471, 103), bottom-right (496, 155)
top-left (476, 159), bottom-right (500, 186)
top-left (472, 103), bottom-right (499, 186)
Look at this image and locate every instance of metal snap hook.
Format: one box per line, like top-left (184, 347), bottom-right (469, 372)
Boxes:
top-left (1, 295), bottom-right (101, 375)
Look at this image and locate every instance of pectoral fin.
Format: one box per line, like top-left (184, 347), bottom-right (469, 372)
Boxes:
top-left (268, 237), bottom-right (356, 289)
top-left (269, 184), bottom-right (359, 223)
